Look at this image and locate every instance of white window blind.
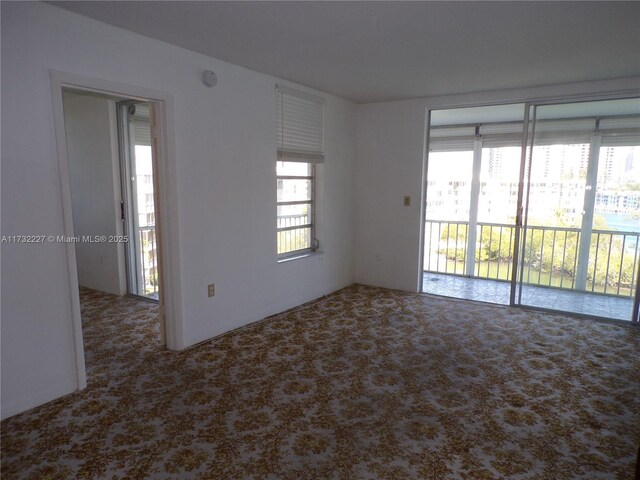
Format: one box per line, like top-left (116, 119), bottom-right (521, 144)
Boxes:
top-left (600, 115), bottom-right (640, 146)
top-left (429, 115), bottom-right (640, 151)
top-left (428, 123), bottom-right (523, 151)
top-left (276, 85), bottom-right (325, 163)
top-left (129, 103), bottom-right (151, 146)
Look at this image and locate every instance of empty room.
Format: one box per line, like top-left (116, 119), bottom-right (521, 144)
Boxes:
top-left (1, 1), bottom-right (639, 479)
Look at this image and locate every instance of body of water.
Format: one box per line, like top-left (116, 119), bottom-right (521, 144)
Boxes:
top-left (599, 212), bottom-right (640, 232)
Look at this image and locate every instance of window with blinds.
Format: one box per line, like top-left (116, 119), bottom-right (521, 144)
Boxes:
top-left (276, 85), bottom-right (324, 259)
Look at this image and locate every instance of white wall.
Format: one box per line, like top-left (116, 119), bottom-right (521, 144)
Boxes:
top-left (354, 78), bottom-right (640, 292)
top-left (1, 2), bottom-right (355, 419)
top-left (63, 92), bottom-right (126, 296)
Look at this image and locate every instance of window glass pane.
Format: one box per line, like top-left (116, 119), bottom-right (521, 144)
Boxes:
top-left (277, 227), bottom-right (311, 255)
top-left (527, 143), bottom-right (590, 228)
top-left (277, 204), bottom-right (311, 229)
top-left (477, 146), bottom-right (521, 224)
top-left (596, 145), bottom-right (640, 226)
top-left (277, 178), bottom-right (312, 202)
top-left (425, 151), bottom-right (473, 221)
top-left (590, 145), bottom-right (640, 298)
top-left (277, 161), bottom-right (311, 176)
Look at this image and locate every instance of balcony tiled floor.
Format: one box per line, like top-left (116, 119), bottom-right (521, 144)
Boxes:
top-left (422, 272), bottom-right (636, 321)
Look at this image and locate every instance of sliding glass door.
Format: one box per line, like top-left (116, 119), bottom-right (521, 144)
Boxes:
top-left (423, 98), bottom-right (640, 322)
top-left (423, 104), bottom-right (524, 305)
top-left (514, 98), bottom-right (640, 321)
top-left (118, 102), bottom-right (159, 300)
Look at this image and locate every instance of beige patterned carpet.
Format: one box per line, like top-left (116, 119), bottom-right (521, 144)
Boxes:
top-left (1, 285), bottom-right (639, 479)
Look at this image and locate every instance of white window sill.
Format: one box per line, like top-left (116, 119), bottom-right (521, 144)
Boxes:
top-left (277, 250), bottom-right (324, 264)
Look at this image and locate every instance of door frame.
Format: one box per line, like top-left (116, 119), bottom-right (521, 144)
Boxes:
top-left (50, 70), bottom-right (184, 392)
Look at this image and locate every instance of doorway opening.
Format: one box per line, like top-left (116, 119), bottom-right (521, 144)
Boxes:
top-left (61, 87), bottom-right (165, 382)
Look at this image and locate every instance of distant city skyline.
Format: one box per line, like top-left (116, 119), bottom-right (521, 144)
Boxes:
top-left (426, 145), bottom-right (640, 231)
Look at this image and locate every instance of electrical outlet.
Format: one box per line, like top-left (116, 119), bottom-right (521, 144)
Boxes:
top-left (403, 196), bottom-right (411, 206)
top-left (207, 284), bottom-right (215, 297)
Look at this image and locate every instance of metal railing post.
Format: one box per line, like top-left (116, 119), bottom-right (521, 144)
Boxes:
top-left (575, 133), bottom-right (601, 291)
top-left (465, 136), bottom-right (483, 276)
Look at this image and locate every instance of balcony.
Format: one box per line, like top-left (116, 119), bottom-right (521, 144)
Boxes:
top-left (138, 225), bottom-right (158, 299)
top-left (423, 220), bottom-right (639, 320)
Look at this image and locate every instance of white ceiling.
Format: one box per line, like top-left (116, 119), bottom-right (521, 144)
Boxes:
top-left (50, 1), bottom-right (640, 104)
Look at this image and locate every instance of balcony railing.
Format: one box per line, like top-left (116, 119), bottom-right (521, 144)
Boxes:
top-left (424, 220), bottom-right (640, 297)
top-left (277, 213), bottom-right (312, 256)
top-left (138, 225), bottom-right (158, 297)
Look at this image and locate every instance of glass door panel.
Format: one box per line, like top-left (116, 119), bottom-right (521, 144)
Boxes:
top-left (424, 150), bottom-right (474, 277)
top-left (476, 146), bottom-right (521, 283)
top-left (118, 102), bottom-right (158, 300)
top-left (423, 103), bottom-right (525, 304)
top-left (515, 98), bottom-right (640, 321)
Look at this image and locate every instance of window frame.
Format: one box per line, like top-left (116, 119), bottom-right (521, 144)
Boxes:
top-left (275, 84), bottom-right (324, 261)
top-left (277, 161), bottom-right (317, 260)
